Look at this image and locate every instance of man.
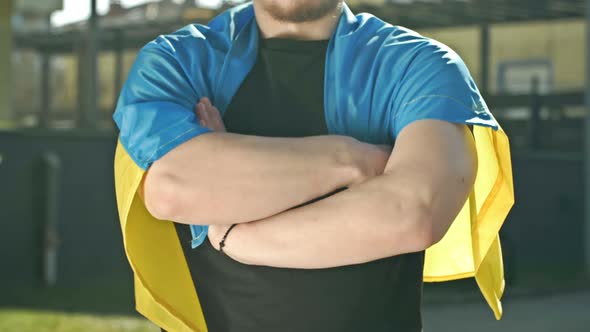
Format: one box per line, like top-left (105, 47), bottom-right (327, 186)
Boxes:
top-left (113, 1), bottom-right (514, 331)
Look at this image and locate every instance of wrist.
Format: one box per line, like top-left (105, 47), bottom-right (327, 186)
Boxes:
top-left (218, 222), bottom-right (259, 265)
top-left (208, 224), bottom-right (231, 251)
top-left (219, 224), bottom-right (238, 254)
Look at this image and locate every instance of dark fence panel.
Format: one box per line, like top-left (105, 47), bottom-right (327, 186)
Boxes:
top-left (502, 152), bottom-right (584, 283)
top-left (0, 130), bottom-right (129, 289)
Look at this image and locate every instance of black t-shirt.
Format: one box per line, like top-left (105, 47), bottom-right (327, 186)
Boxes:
top-left (173, 38), bottom-right (425, 332)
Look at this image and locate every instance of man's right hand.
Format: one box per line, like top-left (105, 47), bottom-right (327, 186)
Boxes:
top-left (350, 141), bottom-right (392, 185)
top-left (195, 97), bottom-right (227, 132)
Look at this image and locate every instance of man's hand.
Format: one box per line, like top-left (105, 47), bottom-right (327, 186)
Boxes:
top-left (196, 97), bottom-right (226, 132)
top-left (349, 143), bottom-right (392, 185)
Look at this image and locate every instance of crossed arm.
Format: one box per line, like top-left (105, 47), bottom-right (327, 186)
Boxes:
top-left (143, 99), bottom-right (391, 226)
top-left (143, 99), bottom-right (477, 269)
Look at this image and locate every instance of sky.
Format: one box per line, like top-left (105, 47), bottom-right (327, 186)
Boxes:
top-left (51, 0), bottom-right (223, 26)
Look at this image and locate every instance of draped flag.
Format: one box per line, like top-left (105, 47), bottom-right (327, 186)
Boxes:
top-left (114, 3), bottom-right (514, 331)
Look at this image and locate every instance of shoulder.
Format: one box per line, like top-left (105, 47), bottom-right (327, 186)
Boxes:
top-left (138, 3), bottom-right (255, 63)
top-left (347, 13), bottom-right (467, 77)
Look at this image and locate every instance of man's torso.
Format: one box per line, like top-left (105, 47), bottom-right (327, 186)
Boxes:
top-left (174, 38), bottom-right (424, 332)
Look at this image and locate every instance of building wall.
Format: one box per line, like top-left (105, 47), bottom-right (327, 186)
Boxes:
top-left (11, 18), bottom-right (587, 126)
top-left (490, 19), bottom-right (585, 93)
top-left (419, 19), bottom-right (585, 94)
top-left (51, 55), bottom-right (77, 114)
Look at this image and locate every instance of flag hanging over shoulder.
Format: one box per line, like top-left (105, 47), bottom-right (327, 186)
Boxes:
top-left (114, 3), bottom-right (514, 331)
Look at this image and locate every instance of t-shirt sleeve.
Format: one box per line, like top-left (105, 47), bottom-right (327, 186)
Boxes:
top-left (391, 40), bottom-right (498, 139)
top-left (113, 40), bottom-right (212, 170)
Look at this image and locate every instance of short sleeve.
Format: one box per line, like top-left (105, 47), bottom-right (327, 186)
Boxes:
top-left (113, 41), bottom-right (212, 170)
top-left (391, 41), bottom-right (498, 138)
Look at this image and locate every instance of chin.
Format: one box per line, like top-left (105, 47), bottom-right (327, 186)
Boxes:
top-left (257, 0), bottom-right (342, 23)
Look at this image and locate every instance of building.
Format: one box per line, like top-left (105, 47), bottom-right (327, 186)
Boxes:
top-left (9, 0), bottom-right (587, 150)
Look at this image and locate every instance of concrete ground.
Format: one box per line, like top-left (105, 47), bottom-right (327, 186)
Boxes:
top-left (422, 290), bottom-right (590, 332)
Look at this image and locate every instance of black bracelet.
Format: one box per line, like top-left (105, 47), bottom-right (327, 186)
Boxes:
top-left (219, 224), bottom-right (238, 255)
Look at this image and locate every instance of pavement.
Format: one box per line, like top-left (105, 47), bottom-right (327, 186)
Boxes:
top-left (422, 290), bottom-right (590, 332)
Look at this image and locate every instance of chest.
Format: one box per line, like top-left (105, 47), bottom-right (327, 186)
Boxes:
top-left (212, 40), bottom-right (396, 145)
top-left (223, 46), bottom-right (329, 138)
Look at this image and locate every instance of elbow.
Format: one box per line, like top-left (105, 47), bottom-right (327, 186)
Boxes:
top-left (143, 167), bottom-right (215, 224)
top-left (406, 204), bottom-right (447, 252)
top-left (411, 208), bottom-right (436, 252)
top-left (414, 206), bottom-right (450, 251)
top-left (143, 171), bottom-right (183, 221)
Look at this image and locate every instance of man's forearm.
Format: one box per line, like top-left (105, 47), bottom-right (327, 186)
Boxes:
top-left (213, 121), bottom-right (477, 269)
top-left (144, 132), bottom-right (388, 225)
top-left (214, 172), bottom-right (431, 269)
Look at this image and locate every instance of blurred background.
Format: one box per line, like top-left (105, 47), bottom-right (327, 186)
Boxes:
top-left (0, 0), bottom-right (589, 331)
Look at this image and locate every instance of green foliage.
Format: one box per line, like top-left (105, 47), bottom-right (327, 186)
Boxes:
top-left (0, 310), bottom-right (158, 332)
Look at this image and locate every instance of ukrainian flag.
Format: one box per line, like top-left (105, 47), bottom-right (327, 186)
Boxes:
top-left (113, 4), bottom-right (514, 331)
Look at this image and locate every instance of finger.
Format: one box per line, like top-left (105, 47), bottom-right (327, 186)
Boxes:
top-left (206, 104), bottom-right (227, 132)
top-left (198, 99), bottom-right (226, 132)
top-left (200, 97), bottom-right (212, 107)
top-left (196, 102), bottom-right (211, 126)
top-left (208, 104), bottom-right (221, 120)
top-left (194, 104), bottom-right (205, 126)
top-left (195, 104), bottom-right (203, 122)
top-left (202, 102), bottom-right (218, 120)
top-left (195, 102), bottom-right (204, 119)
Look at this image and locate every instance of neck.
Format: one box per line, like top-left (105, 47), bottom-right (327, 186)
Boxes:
top-left (253, 3), bottom-right (343, 40)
